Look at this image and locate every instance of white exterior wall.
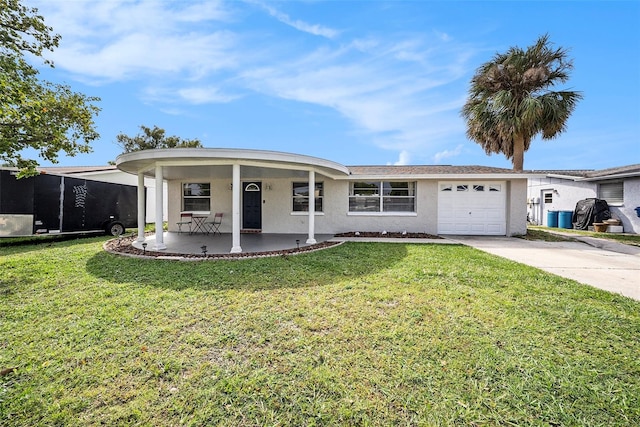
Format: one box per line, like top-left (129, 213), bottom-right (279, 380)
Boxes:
top-left (166, 177), bottom-right (527, 235)
top-left (612, 177), bottom-right (640, 233)
top-left (508, 179), bottom-right (528, 236)
top-left (167, 178), bottom-right (437, 234)
top-left (167, 179), bottom-right (232, 233)
top-left (527, 177), bottom-right (596, 225)
top-left (527, 176), bottom-right (640, 233)
top-left (263, 179), bottom-right (438, 234)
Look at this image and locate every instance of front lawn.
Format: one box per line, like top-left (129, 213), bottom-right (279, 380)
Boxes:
top-left (1, 238), bottom-right (639, 426)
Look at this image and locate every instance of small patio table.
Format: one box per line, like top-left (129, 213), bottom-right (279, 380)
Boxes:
top-left (181, 211), bottom-right (210, 234)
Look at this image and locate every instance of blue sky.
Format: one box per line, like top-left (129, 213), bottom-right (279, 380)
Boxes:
top-left (28, 0), bottom-right (640, 170)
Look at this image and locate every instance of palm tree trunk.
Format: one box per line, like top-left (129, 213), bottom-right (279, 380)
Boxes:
top-left (512, 134), bottom-right (525, 171)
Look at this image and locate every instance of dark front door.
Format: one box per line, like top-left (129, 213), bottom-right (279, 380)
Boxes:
top-left (242, 182), bottom-right (262, 229)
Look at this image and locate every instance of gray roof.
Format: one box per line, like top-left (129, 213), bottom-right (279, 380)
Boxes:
top-left (39, 161), bottom-right (640, 180)
top-left (528, 169), bottom-right (593, 177)
top-left (38, 165), bottom-right (118, 175)
top-left (583, 164), bottom-right (640, 178)
top-left (347, 165), bottom-right (523, 176)
top-left (537, 164), bottom-right (640, 181)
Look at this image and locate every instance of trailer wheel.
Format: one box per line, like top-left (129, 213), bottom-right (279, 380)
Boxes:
top-left (106, 222), bottom-right (125, 236)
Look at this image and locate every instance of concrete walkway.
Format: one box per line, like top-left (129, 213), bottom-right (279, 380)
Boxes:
top-left (450, 235), bottom-right (640, 301)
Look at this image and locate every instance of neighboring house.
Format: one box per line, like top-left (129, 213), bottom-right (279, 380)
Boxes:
top-left (38, 165), bottom-right (167, 224)
top-left (527, 164), bottom-right (640, 233)
top-left (116, 148), bottom-right (534, 252)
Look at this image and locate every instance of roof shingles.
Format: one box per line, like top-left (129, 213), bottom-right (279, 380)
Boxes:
top-left (347, 165), bottom-right (522, 175)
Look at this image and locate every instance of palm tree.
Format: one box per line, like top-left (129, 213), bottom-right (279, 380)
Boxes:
top-left (461, 35), bottom-right (582, 171)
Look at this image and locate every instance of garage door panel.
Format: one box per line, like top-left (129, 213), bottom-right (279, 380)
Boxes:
top-left (453, 209), bottom-right (471, 219)
top-left (437, 181), bottom-right (507, 236)
top-left (470, 223), bottom-right (487, 233)
top-left (486, 223), bottom-right (505, 234)
top-left (485, 209), bottom-right (505, 220)
top-left (454, 223), bottom-right (471, 233)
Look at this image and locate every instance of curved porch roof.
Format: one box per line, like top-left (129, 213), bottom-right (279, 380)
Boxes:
top-left (116, 148), bottom-right (350, 180)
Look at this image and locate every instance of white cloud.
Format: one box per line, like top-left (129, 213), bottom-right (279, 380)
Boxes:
top-left (142, 85), bottom-right (241, 105)
top-left (177, 87), bottom-right (241, 104)
top-left (57, 31), bottom-right (237, 82)
top-left (32, 0), bottom-right (476, 160)
top-left (433, 144), bottom-right (464, 163)
top-left (394, 150), bottom-right (412, 166)
top-left (254, 2), bottom-right (340, 39)
top-left (33, 1), bottom-right (237, 82)
top-left (241, 37), bottom-right (473, 158)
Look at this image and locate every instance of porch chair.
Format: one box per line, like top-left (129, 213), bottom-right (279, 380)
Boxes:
top-left (176, 212), bottom-right (193, 233)
top-left (205, 212), bottom-right (223, 235)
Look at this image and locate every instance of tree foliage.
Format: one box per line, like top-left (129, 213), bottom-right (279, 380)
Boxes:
top-left (461, 34), bottom-right (582, 171)
top-left (116, 125), bottom-right (203, 153)
top-left (1, 0), bottom-right (100, 177)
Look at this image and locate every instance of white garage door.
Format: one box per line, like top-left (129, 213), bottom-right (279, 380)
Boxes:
top-left (437, 182), bottom-right (506, 235)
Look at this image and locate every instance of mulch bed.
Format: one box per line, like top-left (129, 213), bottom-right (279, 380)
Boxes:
top-left (335, 231), bottom-right (441, 239)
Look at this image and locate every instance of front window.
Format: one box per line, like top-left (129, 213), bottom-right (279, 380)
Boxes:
top-left (183, 183), bottom-right (210, 211)
top-left (349, 181), bottom-right (416, 212)
top-left (292, 182), bottom-right (323, 212)
top-left (382, 181), bottom-right (415, 212)
top-left (349, 181), bottom-right (380, 212)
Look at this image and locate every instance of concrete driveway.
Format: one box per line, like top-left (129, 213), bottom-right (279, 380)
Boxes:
top-left (450, 236), bottom-right (640, 301)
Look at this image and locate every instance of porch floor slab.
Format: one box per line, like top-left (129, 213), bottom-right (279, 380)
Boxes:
top-left (134, 232), bottom-right (334, 255)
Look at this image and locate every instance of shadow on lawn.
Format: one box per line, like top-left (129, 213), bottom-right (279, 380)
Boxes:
top-left (85, 242), bottom-right (409, 291)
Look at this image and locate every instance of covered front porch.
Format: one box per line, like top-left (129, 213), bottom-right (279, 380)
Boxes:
top-left (131, 232), bottom-right (335, 256)
top-left (116, 148), bottom-right (350, 254)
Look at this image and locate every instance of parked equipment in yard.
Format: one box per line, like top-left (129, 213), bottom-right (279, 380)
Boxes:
top-left (572, 198), bottom-right (611, 230)
top-left (0, 169), bottom-right (138, 237)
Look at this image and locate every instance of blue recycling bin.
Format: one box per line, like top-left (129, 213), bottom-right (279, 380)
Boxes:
top-left (558, 210), bottom-right (573, 229)
top-left (547, 210), bottom-right (558, 228)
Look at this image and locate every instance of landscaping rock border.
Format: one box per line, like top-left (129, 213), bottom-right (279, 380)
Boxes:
top-left (103, 234), bottom-right (343, 260)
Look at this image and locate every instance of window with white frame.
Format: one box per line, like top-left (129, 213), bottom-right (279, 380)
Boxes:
top-left (182, 183), bottom-right (211, 211)
top-left (599, 181), bottom-right (623, 205)
top-left (292, 182), bottom-right (323, 212)
top-left (349, 181), bottom-right (416, 212)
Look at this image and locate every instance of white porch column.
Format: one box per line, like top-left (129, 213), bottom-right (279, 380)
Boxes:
top-left (136, 172), bottom-right (145, 242)
top-left (230, 163), bottom-right (242, 253)
top-left (154, 164), bottom-right (166, 250)
top-left (306, 169), bottom-right (317, 244)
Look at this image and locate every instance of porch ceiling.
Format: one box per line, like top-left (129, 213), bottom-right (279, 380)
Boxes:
top-left (116, 148), bottom-right (350, 180)
top-left (151, 164), bottom-right (313, 180)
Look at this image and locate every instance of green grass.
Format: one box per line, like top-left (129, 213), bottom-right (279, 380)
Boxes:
top-left (1, 237), bottom-right (639, 426)
top-left (529, 225), bottom-right (640, 247)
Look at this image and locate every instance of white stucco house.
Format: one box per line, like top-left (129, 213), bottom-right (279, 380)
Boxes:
top-left (527, 164), bottom-right (640, 233)
top-left (116, 148), bottom-right (533, 253)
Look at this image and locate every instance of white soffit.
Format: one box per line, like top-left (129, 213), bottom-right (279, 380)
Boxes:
top-left (116, 148), bottom-right (350, 180)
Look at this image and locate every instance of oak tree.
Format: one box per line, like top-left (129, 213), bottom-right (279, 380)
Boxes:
top-left (116, 125), bottom-right (203, 153)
